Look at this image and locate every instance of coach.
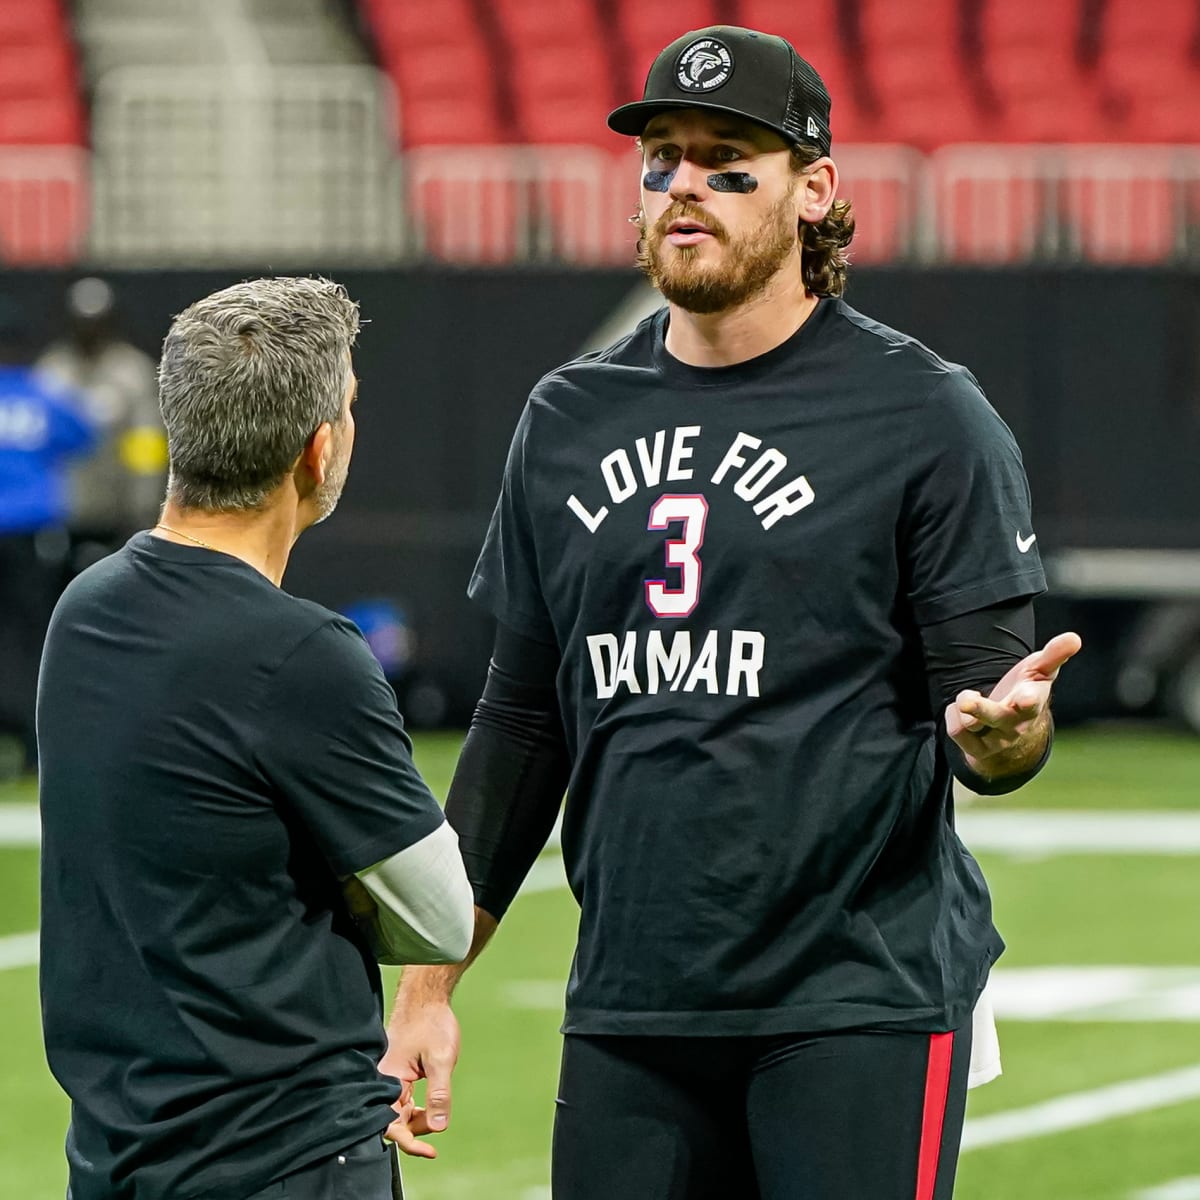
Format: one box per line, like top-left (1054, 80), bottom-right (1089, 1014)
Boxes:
top-left (37, 277), bottom-right (473, 1200)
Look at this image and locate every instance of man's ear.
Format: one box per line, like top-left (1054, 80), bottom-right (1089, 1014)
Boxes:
top-left (300, 421), bottom-right (333, 489)
top-left (797, 157), bottom-right (838, 224)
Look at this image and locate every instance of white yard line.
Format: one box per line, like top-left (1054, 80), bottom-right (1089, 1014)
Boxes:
top-left (500, 967), bottom-right (1200, 1021)
top-left (0, 805), bottom-right (39, 847)
top-left (961, 1064), bottom-right (1200, 1151)
top-left (1135, 1179), bottom-right (1200, 1200)
top-left (0, 930), bottom-right (38, 970)
top-left (956, 810), bottom-right (1200, 856)
top-left (5, 807), bottom-right (1200, 855)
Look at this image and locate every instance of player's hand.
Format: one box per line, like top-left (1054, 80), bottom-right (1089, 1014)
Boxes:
top-left (379, 999), bottom-right (461, 1158)
top-left (945, 631), bottom-right (1082, 765)
top-left (384, 1096), bottom-right (443, 1160)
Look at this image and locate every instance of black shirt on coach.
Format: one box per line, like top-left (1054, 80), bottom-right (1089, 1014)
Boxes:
top-left (469, 298), bottom-right (1046, 1039)
top-left (37, 532), bottom-right (445, 1200)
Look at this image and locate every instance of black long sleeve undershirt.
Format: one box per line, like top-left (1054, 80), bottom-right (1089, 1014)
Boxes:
top-left (921, 596), bottom-right (1053, 797)
top-left (445, 596), bottom-right (1051, 920)
top-left (443, 627), bottom-right (570, 921)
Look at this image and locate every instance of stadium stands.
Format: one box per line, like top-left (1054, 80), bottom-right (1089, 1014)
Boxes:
top-left (0, 0), bottom-right (84, 146)
top-left (1, 0), bottom-right (1198, 266)
top-left (0, 0), bottom-right (86, 262)
top-left (365, 0), bottom-right (505, 144)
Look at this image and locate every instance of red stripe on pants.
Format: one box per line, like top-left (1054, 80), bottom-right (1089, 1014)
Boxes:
top-left (915, 1032), bottom-right (955, 1200)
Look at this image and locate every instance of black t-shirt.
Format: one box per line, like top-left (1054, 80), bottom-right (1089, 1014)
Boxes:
top-left (469, 299), bottom-right (1046, 1038)
top-left (37, 533), bottom-right (445, 1200)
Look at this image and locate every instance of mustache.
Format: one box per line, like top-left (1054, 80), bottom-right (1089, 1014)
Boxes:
top-left (650, 203), bottom-right (729, 243)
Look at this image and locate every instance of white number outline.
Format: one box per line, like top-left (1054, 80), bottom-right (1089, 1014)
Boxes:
top-left (644, 493), bottom-right (709, 618)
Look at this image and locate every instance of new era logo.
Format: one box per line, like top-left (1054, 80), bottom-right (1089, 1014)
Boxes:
top-left (806, 115), bottom-right (820, 138)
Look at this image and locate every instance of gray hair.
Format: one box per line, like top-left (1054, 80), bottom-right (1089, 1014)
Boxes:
top-left (159, 276), bottom-right (360, 511)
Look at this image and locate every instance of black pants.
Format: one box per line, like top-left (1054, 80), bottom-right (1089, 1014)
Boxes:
top-left (552, 1024), bottom-right (972, 1200)
top-left (240, 1135), bottom-right (400, 1200)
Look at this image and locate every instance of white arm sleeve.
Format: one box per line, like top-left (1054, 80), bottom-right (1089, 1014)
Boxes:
top-left (355, 822), bottom-right (474, 965)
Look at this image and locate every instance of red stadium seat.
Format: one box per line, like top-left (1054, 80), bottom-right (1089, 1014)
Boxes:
top-left (1100, 49), bottom-right (1200, 141)
top-left (979, 0), bottom-right (1079, 48)
top-left (393, 87), bottom-right (503, 146)
top-left (0, 0), bottom-right (62, 44)
top-left (737, 0), bottom-right (842, 50)
top-left (1120, 92), bottom-right (1200, 142)
top-left (537, 147), bottom-right (637, 265)
top-left (515, 45), bottom-right (618, 144)
top-left (615, 0), bottom-right (718, 53)
top-left (0, 149), bottom-right (88, 264)
top-left (493, 0), bottom-right (620, 145)
top-left (389, 41), bottom-right (489, 101)
top-left (859, 0), bottom-right (959, 48)
top-left (933, 149), bottom-right (1046, 263)
top-left (366, 0), bottom-right (474, 36)
top-left (0, 40), bottom-right (74, 100)
top-left (366, 0), bottom-right (508, 145)
top-left (994, 91), bottom-right (1106, 144)
top-left (495, 0), bottom-right (595, 46)
top-left (1102, 0), bottom-right (1198, 49)
top-left (406, 146), bottom-right (527, 262)
top-left (863, 41), bottom-right (986, 149)
top-left (833, 146), bottom-right (922, 263)
top-left (983, 39), bottom-right (1107, 143)
top-left (0, 94), bottom-right (83, 145)
top-left (1064, 174), bottom-right (1178, 263)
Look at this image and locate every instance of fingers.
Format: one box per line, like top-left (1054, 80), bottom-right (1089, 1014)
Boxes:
top-left (947, 688), bottom-right (1045, 766)
top-left (422, 1051), bottom-right (454, 1133)
top-left (956, 680), bottom-right (1048, 731)
top-left (1025, 631), bottom-right (1082, 681)
top-left (386, 1104), bottom-right (439, 1160)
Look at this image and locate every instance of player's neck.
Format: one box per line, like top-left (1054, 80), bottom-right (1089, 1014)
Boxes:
top-left (663, 271), bottom-right (818, 369)
top-left (153, 496), bottom-right (302, 586)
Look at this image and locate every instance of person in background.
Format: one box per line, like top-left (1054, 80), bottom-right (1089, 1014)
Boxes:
top-left (0, 299), bottom-right (93, 774)
top-left (36, 276), bottom-right (165, 572)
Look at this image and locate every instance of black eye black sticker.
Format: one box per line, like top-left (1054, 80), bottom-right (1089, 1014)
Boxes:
top-left (643, 170), bottom-right (676, 193)
top-left (643, 169), bottom-right (759, 194)
top-left (707, 173), bottom-right (758, 193)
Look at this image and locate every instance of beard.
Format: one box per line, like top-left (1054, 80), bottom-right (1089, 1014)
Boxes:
top-left (312, 437), bottom-right (350, 525)
top-left (636, 188), bottom-right (800, 314)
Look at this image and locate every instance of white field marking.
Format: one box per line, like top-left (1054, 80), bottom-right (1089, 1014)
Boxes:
top-left (502, 980), bottom-right (566, 1010)
top-left (539, 809), bottom-right (1200, 859)
top-left (520, 854), bottom-right (567, 895)
top-left (955, 810), bottom-right (1200, 856)
top-left (990, 967), bottom-right (1200, 1022)
top-left (0, 931), bottom-right (39, 970)
top-left (0, 805), bottom-right (39, 847)
top-left (1135, 1179), bottom-right (1200, 1200)
top-left (961, 1063), bottom-right (1200, 1151)
top-left (500, 967), bottom-right (1200, 1021)
top-left (8, 807), bottom-right (1200, 856)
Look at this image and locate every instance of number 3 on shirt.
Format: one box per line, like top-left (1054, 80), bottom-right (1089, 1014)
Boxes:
top-left (645, 494), bottom-right (709, 618)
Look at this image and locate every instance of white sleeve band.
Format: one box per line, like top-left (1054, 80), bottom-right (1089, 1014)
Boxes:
top-left (355, 822), bottom-right (474, 965)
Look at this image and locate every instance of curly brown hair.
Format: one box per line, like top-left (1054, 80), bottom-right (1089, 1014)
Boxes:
top-left (791, 145), bottom-right (855, 298)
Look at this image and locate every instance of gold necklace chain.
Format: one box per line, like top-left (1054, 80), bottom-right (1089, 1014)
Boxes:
top-left (154, 523), bottom-right (216, 551)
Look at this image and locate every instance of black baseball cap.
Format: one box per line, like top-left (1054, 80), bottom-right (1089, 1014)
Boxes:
top-left (607, 25), bottom-right (832, 157)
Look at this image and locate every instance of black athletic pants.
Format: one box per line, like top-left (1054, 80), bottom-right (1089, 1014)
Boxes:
top-left (552, 1023), bottom-right (972, 1200)
top-left (238, 1135), bottom-right (401, 1200)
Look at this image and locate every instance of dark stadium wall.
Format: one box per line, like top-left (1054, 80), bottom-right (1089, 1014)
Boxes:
top-left (4, 267), bottom-right (1198, 720)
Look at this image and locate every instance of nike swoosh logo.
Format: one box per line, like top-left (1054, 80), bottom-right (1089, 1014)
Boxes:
top-left (1016, 532), bottom-right (1037, 553)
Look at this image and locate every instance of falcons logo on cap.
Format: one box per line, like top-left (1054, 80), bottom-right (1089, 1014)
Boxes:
top-left (675, 38), bottom-right (733, 91)
top-left (685, 50), bottom-right (724, 82)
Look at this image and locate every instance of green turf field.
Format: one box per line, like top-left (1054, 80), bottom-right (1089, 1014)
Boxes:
top-left (3, 728), bottom-right (1198, 1199)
